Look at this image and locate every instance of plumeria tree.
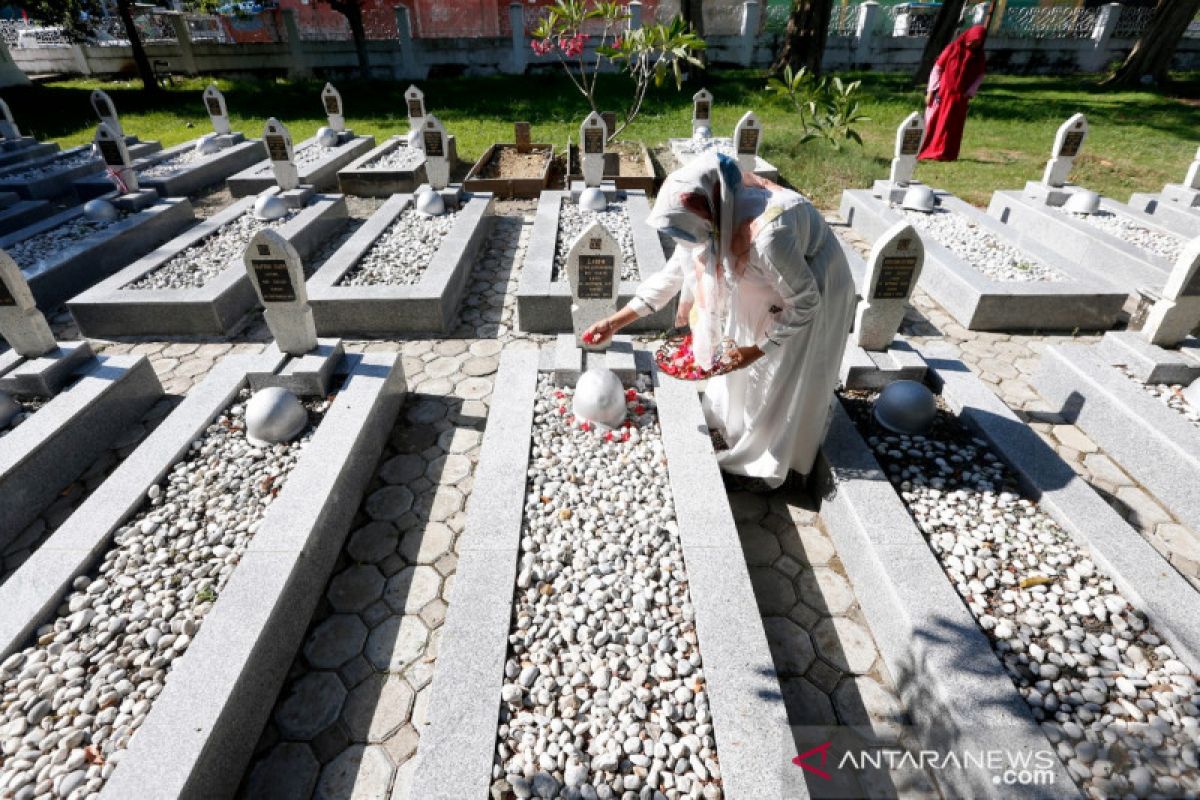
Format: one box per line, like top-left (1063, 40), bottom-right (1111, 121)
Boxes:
top-left (530, 1), bottom-right (706, 141)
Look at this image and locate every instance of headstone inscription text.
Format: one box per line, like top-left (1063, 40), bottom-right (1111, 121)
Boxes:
top-left (97, 139), bottom-right (124, 166)
top-left (1060, 131), bottom-right (1084, 158)
top-left (266, 135), bottom-right (290, 161)
top-left (583, 126), bottom-right (604, 154)
top-left (423, 129), bottom-right (445, 158)
top-left (205, 97), bottom-right (222, 117)
top-left (900, 127), bottom-right (922, 156)
top-left (577, 255), bottom-right (615, 299)
top-left (695, 100), bottom-right (710, 121)
top-left (737, 127), bottom-right (759, 155)
top-left (252, 259), bottom-right (297, 303)
top-left (874, 256), bottom-right (918, 299)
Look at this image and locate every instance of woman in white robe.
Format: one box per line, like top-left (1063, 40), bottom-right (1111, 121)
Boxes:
top-left (583, 153), bottom-right (856, 489)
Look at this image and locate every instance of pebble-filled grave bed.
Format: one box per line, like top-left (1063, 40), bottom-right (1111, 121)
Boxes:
top-left (901, 207), bottom-right (1065, 283)
top-left (336, 207), bottom-right (459, 287)
top-left (551, 200), bottom-right (640, 284)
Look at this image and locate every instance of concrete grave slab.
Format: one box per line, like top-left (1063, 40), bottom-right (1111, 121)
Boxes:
top-left (337, 135), bottom-right (441, 196)
top-left (517, 190), bottom-right (674, 334)
top-left (308, 191), bottom-right (494, 335)
top-left (73, 138), bottom-right (265, 200)
top-left (841, 188), bottom-right (1126, 331)
top-left (68, 193), bottom-right (346, 337)
top-left (227, 134), bottom-right (375, 196)
top-left (1128, 192), bottom-right (1200, 238)
top-left (0, 140), bottom-right (162, 200)
top-left (0, 192), bottom-right (52, 236)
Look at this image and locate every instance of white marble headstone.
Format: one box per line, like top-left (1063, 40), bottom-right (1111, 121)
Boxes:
top-left (888, 112), bottom-right (925, 188)
top-left (1142, 237), bottom-right (1200, 347)
top-left (855, 221), bottom-right (925, 351)
top-left (405, 85), bottom-right (426, 132)
top-left (733, 111), bottom-right (761, 174)
top-left (421, 115), bottom-right (450, 190)
top-left (90, 89), bottom-right (123, 138)
top-left (692, 89), bottom-right (713, 134)
top-left (1184, 145), bottom-right (1200, 192)
top-left (1042, 113), bottom-right (1087, 188)
top-left (203, 84), bottom-right (231, 136)
top-left (579, 112), bottom-right (606, 188)
top-left (0, 98), bottom-right (19, 141)
top-left (321, 83), bottom-right (345, 132)
top-left (566, 221), bottom-right (622, 350)
top-left (94, 122), bottom-right (138, 193)
top-left (244, 229), bottom-right (317, 355)
top-left (0, 249), bottom-right (56, 358)
top-left (263, 118), bottom-right (299, 192)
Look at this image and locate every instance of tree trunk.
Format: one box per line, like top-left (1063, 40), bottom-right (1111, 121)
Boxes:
top-left (1103, 0), bottom-right (1200, 88)
top-left (330, 0), bottom-right (370, 78)
top-left (914, 0), bottom-right (966, 86)
top-left (772, 0), bottom-right (834, 76)
top-left (117, 0), bottom-right (160, 94)
top-left (682, 0), bottom-right (707, 68)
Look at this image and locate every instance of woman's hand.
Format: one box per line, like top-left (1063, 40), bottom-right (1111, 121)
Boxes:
top-left (583, 306), bottom-right (641, 346)
top-left (726, 345), bottom-right (765, 371)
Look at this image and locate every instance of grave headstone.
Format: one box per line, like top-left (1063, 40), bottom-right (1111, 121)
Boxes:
top-left (733, 111), bottom-right (761, 174)
top-left (515, 121), bottom-right (532, 154)
top-left (0, 98), bottom-right (19, 141)
top-left (421, 115), bottom-right (450, 190)
top-left (601, 111), bottom-right (618, 141)
top-left (692, 88), bottom-right (713, 134)
top-left (322, 82), bottom-right (345, 132)
top-left (889, 112), bottom-right (925, 189)
top-left (95, 122), bottom-right (138, 193)
top-left (405, 85), bottom-right (427, 131)
top-left (244, 230), bottom-right (317, 355)
top-left (566, 221), bottom-right (621, 350)
top-left (1185, 146), bottom-right (1200, 192)
top-left (855, 222), bottom-right (925, 351)
top-left (203, 84), bottom-right (231, 136)
top-left (1041, 113), bottom-right (1087, 189)
top-left (0, 250), bottom-right (56, 357)
top-left (1141, 238), bottom-right (1200, 347)
top-left (580, 112), bottom-right (606, 188)
top-left (90, 89), bottom-right (123, 138)
top-left (263, 117), bottom-right (299, 192)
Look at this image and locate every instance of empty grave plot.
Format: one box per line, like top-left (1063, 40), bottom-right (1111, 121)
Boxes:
top-left (308, 191), bottom-right (494, 334)
top-left (0, 350), bottom-right (403, 799)
top-left (73, 137), bottom-right (265, 200)
top-left (337, 135), bottom-right (429, 196)
top-left (227, 135), bottom-right (375, 196)
top-left (518, 191), bottom-right (673, 334)
top-left (412, 350), bottom-right (800, 799)
top-left (464, 144), bottom-right (553, 199)
top-left (0, 140), bottom-right (162, 200)
top-left (840, 189), bottom-right (1125, 331)
top-left (0, 198), bottom-right (195, 309)
top-left (68, 194), bottom-right (347, 337)
top-left (567, 142), bottom-right (656, 194)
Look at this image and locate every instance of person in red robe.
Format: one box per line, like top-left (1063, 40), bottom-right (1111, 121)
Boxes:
top-left (918, 25), bottom-right (988, 162)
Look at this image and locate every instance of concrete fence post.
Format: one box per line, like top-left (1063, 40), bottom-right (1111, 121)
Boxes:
top-left (1088, 3), bottom-right (1121, 71)
top-left (739, 0), bottom-right (760, 66)
top-left (394, 5), bottom-right (421, 79)
top-left (166, 13), bottom-right (198, 76)
top-left (71, 44), bottom-right (92, 77)
top-left (0, 39), bottom-right (29, 86)
top-left (509, 2), bottom-right (526, 75)
top-left (629, 0), bottom-right (643, 30)
top-left (280, 10), bottom-right (311, 79)
top-left (854, 0), bottom-right (881, 68)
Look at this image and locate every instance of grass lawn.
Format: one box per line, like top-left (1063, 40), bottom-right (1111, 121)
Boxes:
top-left (3, 70), bottom-right (1197, 210)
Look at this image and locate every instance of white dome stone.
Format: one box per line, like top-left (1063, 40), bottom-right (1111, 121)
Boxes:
top-left (253, 193), bottom-right (289, 221)
top-left (245, 386), bottom-right (308, 445)
top-left (83, 198), bottom-right (118, 222)
top-left (1064, 189), bottom-right (1101, 216)
top-left (407, 128), bottom-right (423, 149)
top-left (901, 185), bottom-right (937, 214)
top-left (194, 134), bottom-right (220, 155)
top-left (0, 392), bottom-right (19, 429)
top-left (874, 380), bottom-right (937, 435)
top-left (578, 187), bottom-right (607, 212)
top-left (316, 126), bottom-right (339, 148)
top-left (693, 125), bottom-right (712, 140)
top-left (415, 188), bottom-right (445, 217)
top-left (572, 368), bottom-right (626, 430)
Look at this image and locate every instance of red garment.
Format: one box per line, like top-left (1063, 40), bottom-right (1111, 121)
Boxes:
top-left (918, 25), bottom-right (987, 162)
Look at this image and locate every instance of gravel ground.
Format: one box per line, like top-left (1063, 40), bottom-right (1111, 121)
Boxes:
top-left (0, 389), bottom-right (329, 799)
top-left (249, 142), bottom-right (345, 175)
top-left (491, 375), bottom-right (722, 800)
top-left (0, 397), bottom-right (44, 440)
top-left (1120, 368), bottom-right (1200, 429)
top-left (843, 391), bottom-right (1200, 799)
top-left (361, 144), bottom-right (424, 171)
top-left (124, 209), bottom-right (299, 290)
top-left (337, 208), bottom-right (458, 287)
top-left (7, 215), bottom-right (129, 278)
top-left (553, 199), bottom-right (639, 283)
top-left (3, 149), bottom-right (98, 181)
top-left (139, 148), bottom-right (207, 179)
top-left (901, 208), bottom-right (1065, 282)
top-left (1058, 209), bottom-right (1184, 263)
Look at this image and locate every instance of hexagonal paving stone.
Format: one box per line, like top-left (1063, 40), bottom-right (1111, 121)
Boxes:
top-left (455, 377), bottom-right (493, 400)
top-left (342, 675), bottom-right (416, 743)
top-left (813, 617), bottom-right (878, 674)
top-left (727, 491), bottom-right (770, 523)
top-left (748, 566), bottom-right (796, 616)
top-left (428, 487), bottom-right (465, 522)
top-left (398, 522), bottom-right (454, 565)
top-left (784, 525), bottom-right (836, 566)
top-left (832, 676), bottom-right (905, 744)
top-left (383, 566), bottom-right (442, 614)
top-left (328, 565), bottom-right (386, 613)
top-left (796, 567), bottom-right (856, 616)
top-left (274, 672), bottom-right (347, 739)
top-left (738, 523), bottom-right (781, 566)
top-left (366, 616), bottom-right (429, 671)
top-left (379, 454), bottom-right (427, 485)
top-left (243, 742), bottom-right (320, 800)
top-left (365, 486), bottom-right (415, 522)
top-left (438, 428), bottom-right (482, 454)
top-left (763, 617), bottom-right (816, 676)
top-left (422, 357), bottom-right (461, 380)
top-left (347, 522), bottom-right (400, 564)
top-left (469, 340), bottom-right (502, 358)
top-left (315, 744), bottom-right (394, 800)
top-left (779, 676), bottom-right (837, 727)
top-left (304, 614), bottom-right (370, 670)
top-left (425, 454), bottom-right (471, 485)
top-left (462, 356), bottom-right (498, 377)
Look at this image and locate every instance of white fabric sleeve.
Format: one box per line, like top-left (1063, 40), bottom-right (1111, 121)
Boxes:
top-left (753, 206), bottom-right (823, 355)
top-left (629, 246), bottom-right (689, 318)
